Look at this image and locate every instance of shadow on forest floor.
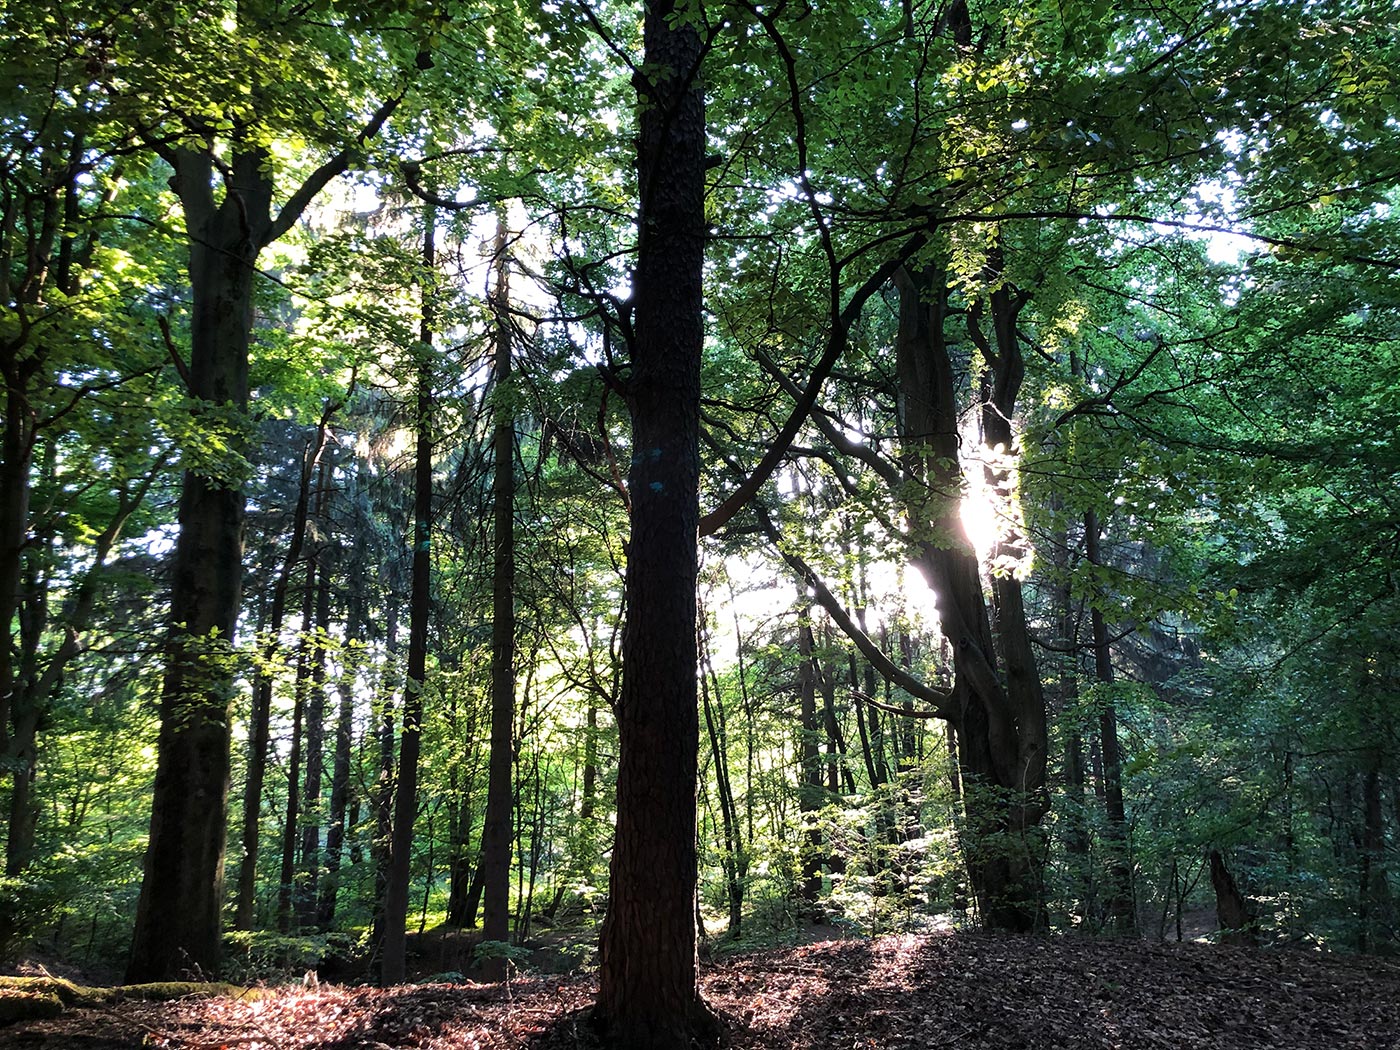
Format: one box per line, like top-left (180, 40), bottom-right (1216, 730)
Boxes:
top-left (4, 931), bottom-right (1398, 1049)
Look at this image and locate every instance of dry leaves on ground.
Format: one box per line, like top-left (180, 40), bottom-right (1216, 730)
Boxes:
top-left (4, 932), bottom-right (1398, 1050)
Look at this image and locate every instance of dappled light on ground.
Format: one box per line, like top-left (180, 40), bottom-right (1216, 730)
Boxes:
top-left (6, 933), bottom-right (1397, 1049)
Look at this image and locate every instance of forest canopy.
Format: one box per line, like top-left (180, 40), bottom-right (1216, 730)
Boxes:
top-left (1, 0), bottom-right (1397, 1043)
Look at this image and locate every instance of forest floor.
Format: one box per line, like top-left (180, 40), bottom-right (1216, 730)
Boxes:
top-left (3, 931), bottom-right (1398, 1049)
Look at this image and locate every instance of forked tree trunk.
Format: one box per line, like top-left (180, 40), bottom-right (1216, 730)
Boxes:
top-left (892, 261), bottom-right (1048, 933)
top-left (592, 3), bottom-right (717, 1044)
top-left (129, 80), bottom-right (401, 980)
top-left (127, 169), bottom-right (260, 979)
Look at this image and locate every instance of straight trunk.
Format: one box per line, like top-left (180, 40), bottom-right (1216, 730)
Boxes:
top-left (1084, 508), bottom-right (1136, 936)
top-left (592, 5), bottom-right (716, 1044)
top-left (369, 604), bottom-right (398, 980)
top-left (234, 413), bottom-right (335, 930)
top-left (701, 655), bottom-right (744, 937)
top-left (480, 219), bottom-right (516, 978)
top-left (296, 562), bottom-right (332, 928)
top-left (318, 576), bottom-right (362, 929)
top-left (380, 206), bottom-right (437, 986)
top-left (277, 563), bottom-right (316, 934)
top-left (797, 616), bottom-right (824, 906)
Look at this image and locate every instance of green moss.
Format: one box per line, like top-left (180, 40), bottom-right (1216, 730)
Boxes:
top-left (0, 976), bottom-right (250, 1013)
top-left (0, 988), bottom-right (65, 1023)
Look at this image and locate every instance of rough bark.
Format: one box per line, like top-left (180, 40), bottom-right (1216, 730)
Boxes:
top-left (126, 154), bottom-right (261, 980)
top-left (592, 3), bottom-right (717, 1044)
top-left (479, 219), bottom-right (517, 980)
top-left (891, 261), bottom-right (1048, 932)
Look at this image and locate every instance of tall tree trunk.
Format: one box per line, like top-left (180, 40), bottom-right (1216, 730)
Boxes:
top-left (318, 572), bottom-right (362, 929)
top-left (369, 603), bottom-right (398, 980)
top-left (592, 3), bottom-right (716, 1044)
top-left (277, 563), bottom-right (316, 934)
top-left (797, 614), bottom-right (824, 907)
top-left (127, 161), bottom-right (262, 979)
top-left (236, 405), bottom-right (339, 930)
top-left (380, 205), bottom-right (437, 986)
top-left (296, 560), bottom-right (332, 928)
top-left (892, 260), bottom-right (1047, 933)
top-left (1360, 757), bottom-right (1393, 952)
top-left (700, 643), bottom-right (744, 938)
top-left (480, 219), bottom-right (516, 978)
top-left (128, 79), bottom-right (401, 981)
top-left (1084, 509), bottom-right (1136, 935)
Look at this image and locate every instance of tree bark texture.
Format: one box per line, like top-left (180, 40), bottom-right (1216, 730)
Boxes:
top-left (127, 154), bottom-right (263, 980)
top-left (593, 3), bottom-right (716, 1044)
top-left (1209, 849), bottom-right (1258, 947)
top-left (480, 219), bottom-right (516, 978)
top-left (892, 262), bottom-right (1048, 933)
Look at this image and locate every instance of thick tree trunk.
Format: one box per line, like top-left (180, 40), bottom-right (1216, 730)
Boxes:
top-left (892, 262), bottom-right (1047, 933)
top-left (127, 170), bottom-right (259, 979)
top-left (592, 4), bottom-right (715, 1045)
top-left (381, 206), bottom-right (436, 986)
top-left (480, 220), bottom-right (516, 979)
top-left (1209, 849), bottom-right (1258, 947)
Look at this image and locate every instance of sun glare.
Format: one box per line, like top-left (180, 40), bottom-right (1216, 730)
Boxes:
top-left (959, 481), bottom-right (1003, 564)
